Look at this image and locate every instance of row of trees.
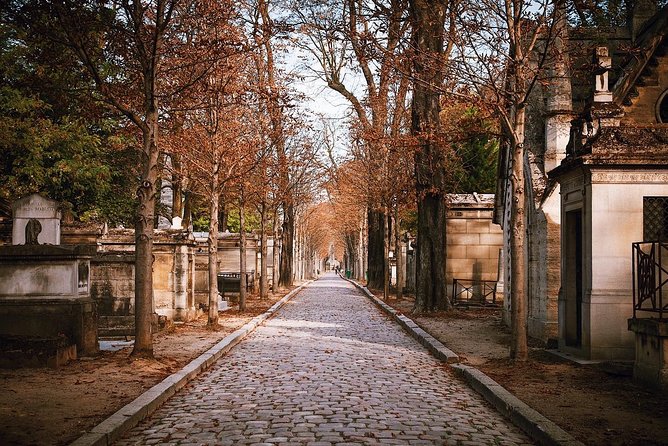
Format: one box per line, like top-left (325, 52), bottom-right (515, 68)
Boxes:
top-left (297, 0), bottom-right (634, 360)
top-left (1, 0), bottom-right (327, 358)
top-left (2, 0), bottom-right (641, 362)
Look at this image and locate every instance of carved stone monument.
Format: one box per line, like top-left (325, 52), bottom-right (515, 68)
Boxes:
top-left (0, 194), bottom-right (98, 366)
top-left (11, 194), bottom-right (61, 245)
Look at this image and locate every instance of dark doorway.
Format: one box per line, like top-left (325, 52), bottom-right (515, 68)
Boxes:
top-left (564, 209), bottom-right (583, 347)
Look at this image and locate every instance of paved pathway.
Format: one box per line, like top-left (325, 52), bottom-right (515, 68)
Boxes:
top-left (116, 274), bottom-right (533, 445)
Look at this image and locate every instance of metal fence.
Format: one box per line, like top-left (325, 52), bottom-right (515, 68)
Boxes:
top-left (632, 241), bottom-right (668, 320)
top-left (451, 278), bottom-right (498, 307)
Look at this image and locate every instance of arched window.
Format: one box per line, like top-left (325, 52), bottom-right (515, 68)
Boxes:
top-left (658, 89), bottom-right (668, 124)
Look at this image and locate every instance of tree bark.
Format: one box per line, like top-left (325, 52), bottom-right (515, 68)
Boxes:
top-left (362, 213), bottom-right (368, 281)
top-left (358, 218), bottom-right (365, 281)
top-left (383, 208), bottom-right (390, 300)
top-left (132, 111), bottom-right (160, 357)
top-left (182, 191), bottom-right (192, 229)
top-left (394, 205), bottom-right (403, 299)
top-left (171, 155), bottom-right (183, 222)
top-left (279, 203), bottom-right (294, 288)
top-left (207, 167), bottom-right (220, 327)
top-left (259, 200), bottom-right (269, 299)
top-left (239, 191), bottom-right (247, 312)
top-left (510, 107), bottom-right (528, 360)
top-left (272, 209), bottom-right (280, 293)
top-left (410, 0), bottom-right (450, 313)
top-left (367, 209), bottom-right (385, 289)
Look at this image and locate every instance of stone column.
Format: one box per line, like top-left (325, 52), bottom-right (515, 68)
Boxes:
top-left (173, 243), bottom-right (189, 321)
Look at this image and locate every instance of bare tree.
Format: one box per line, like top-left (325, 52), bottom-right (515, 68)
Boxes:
top-left (293, 0), bottom-right (412, 294)
top-left (46, 0), bottom-right (193, 357)
top-left (453, 0), bottom-right (565, 359)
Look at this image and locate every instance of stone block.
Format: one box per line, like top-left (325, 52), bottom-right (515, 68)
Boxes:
top-left (629, 318), bottom-right (668, 389)
top-left (445, 245), bottom-right (467, 259)
top-left (447, 233), bottom-right (480, 245)
top-left (466, 245), bottom-right (490, 260)
top-left (446, 219), bottom-right (468, 234)
top-left (466, 220), bottom-right (492, 234)
top-left (479, 233), bottom-right (503, 245)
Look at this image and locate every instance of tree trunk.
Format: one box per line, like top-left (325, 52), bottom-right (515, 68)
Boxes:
top-left (395, 206), bottom-right (403, 299)
top-left (182, 190), bottom-right (192, 229)
top-left (239, 192), bottom-right (247, 312)
top-left (510, 107), bottom-right (528, 360)
top-left (362, 214), bottom-right (368, 281)
top-left (171, 155), bottom-right (183, 222)
top-left (279, 202), bottom-right (294, 288)
top-left (259, 201), bottom-right (269, 299)
top-left (132, 114), bottom-right (159, 358)
top-left (219, 198), bottom-right (228, 233)
top-left (272, 209), bottom-right (280, 293)
top-left (207, 170), bottom-right (220, 327)
top-left (383, 208), bottom-right (390, 300)
top-left (367, 208), bottom-right (385, 289)
top-left (357, 218), bottom-right (365, 281)
top-left (410, 0), bottom-right (450, 313)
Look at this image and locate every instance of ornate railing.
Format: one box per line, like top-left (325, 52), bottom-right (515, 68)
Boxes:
top-left (451, 279), bottom-right (498, 307)
top-left (632, 241), bottom-right (668, 320)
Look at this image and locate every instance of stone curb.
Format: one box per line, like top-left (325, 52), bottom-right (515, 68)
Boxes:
top-left (452, 364), bottom-right (585, 446)
top-left (341, 275), bottom-right (583, 446)
top-left (69, 281), bottom-right (312, 446)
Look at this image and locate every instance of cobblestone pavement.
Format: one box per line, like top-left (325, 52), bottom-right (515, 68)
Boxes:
top-left (116, 274), bottom-right (533, 446)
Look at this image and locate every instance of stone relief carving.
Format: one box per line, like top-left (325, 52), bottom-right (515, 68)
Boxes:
top-left (590, 172), bottom-right (668, 183)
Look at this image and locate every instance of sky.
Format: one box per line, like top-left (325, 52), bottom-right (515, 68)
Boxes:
top-left (282, 46), bottom-right (359, 157)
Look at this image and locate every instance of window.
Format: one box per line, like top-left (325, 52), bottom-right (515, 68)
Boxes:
top-left (643, 197), bottom-right (668, 241)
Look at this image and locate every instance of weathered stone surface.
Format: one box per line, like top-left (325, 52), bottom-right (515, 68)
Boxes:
top-left (117, 275), bottom-right (532, 446)
top-left (11, 194), bottom-right (61, 245)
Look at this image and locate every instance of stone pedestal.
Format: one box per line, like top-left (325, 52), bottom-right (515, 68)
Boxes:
top-left (628, 318), bottom-right (668, 389)
top-left (0, 245), bottom-right (98, 357)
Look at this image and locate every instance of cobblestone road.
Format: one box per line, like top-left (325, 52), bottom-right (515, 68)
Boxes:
top-left (116, 274), bottom-right (533, 445)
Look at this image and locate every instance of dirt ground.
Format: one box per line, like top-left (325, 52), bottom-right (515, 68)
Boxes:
top-left (0, 292), bottom-right (285, 446)
top-left (387, 294), bottom-right (668, 446)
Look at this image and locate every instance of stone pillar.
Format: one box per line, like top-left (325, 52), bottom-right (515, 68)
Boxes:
top-left (628, 318), bottom-right (668, 389)
top-left (544, 3), bottom-right (571, 173)
top-left (173, 244), bottom-right (189, 321)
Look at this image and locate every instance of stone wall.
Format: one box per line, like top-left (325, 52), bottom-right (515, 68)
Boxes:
top-left (526, 190), bottom-right (561, 345)
top-left (90, 229), bottom-right (199, 325)
top-left (193, 233), bottom-right (263, 307)
top-left (445, 195), bottom-right (503, 301)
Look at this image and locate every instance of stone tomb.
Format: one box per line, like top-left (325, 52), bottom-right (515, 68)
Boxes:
top-left (446, 194), bottom-right (503, 305)
top-left (0, 195), bottom-right (97, 367)
top-left (551, 129), bottom-right (668, 361)
top-left (11, 194), bottom-right (61, 245)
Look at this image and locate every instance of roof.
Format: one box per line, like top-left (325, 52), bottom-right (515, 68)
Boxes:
top-left (550, 126), bottom-right (668, 177)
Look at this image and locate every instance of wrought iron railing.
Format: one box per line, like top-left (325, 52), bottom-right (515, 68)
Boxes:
top-left (451, 279), bottom-right (498, 307)
top-left (632, 241), bottom-right (668, 320)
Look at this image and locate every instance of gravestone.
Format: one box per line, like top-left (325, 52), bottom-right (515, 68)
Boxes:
top-left (11, 194), bottom-right (61, 245)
